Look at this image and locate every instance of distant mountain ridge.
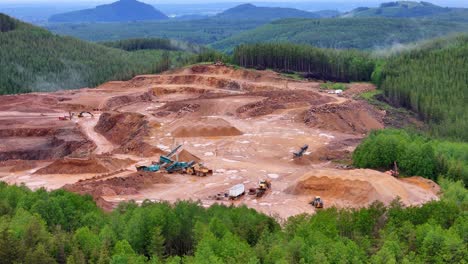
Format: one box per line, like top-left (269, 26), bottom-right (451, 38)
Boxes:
top-left (49, 0), bottom-right (168, 23)
top-left (344, 1), bottom-right (467, 18)
top-left (215, 3), bottom-right (338, 20)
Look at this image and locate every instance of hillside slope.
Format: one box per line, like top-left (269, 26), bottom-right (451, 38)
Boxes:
top-left (345, 1), bottom-right (468, 20)
top-left (0, 14), bottom-right (186, 94)
top-left (49, 0), bottom-right (168, 23)
top-left (211, 17), bottom-right (468, 51)
top-left (377, 34), bottom-right (468, 140)
top-left (215, 3), bottom-right (321, 20)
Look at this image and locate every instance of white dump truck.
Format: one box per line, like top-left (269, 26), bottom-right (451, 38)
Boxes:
top-left (228, 184), bottom-right (245, 200)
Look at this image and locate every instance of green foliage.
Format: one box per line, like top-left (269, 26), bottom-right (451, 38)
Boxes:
top-left (47, 18), bottom-right (265, 44)
top-left (353, 129), bottom-right (468, 184)
top-left (320, 82), bottom-right (347, 90)
top-left (100, 38), bottom-right (206, 54)
top-left (212, 17), bottom-right (468, 52)
top-left (378, 34), bottom-right (468, 141)
top-left (233, 43), bottom-right (375, 82)
top-left (0, 14), bottom-right (191, 95)
top-left (0, 181), bottom-right (466, 263)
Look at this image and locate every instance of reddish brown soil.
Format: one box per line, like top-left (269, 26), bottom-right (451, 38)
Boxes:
top-left (237, 90), bottom-right (333, 117)
top-left (35, 156), bottom-right (135, 175)
top-left (95, 112), bottom-right (163, 156)
top-left (304, 101), bottom-right (384, 134)
top-left (287, 176), bottom-right (377, 204)
top-left (169, 117), bottom-right (243, 137)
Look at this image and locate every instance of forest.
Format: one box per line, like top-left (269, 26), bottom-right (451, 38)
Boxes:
top-left (375, 34), bottom-right (468, 141)
top-left (211, 17), bottom-right (468, 52)
top-left (0, 177), bottom-right (466, 264)
top-left (233, 43), bottom-right (375, 82)
top-left (0, 14), bottom-right (191, 95)
top-left (353, 129), bottom-right (468, 185)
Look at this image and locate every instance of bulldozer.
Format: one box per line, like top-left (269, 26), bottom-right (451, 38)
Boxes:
top-left (310, 196), bottom-right (324, 208)
top-left (184, 163), bottom-right (213, 177)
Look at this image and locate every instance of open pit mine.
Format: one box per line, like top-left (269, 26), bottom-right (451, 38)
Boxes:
top-left (0, 64), bottom-right (439, 219)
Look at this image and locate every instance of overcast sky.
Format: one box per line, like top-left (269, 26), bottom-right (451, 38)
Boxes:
top-left (1, 0), bottom-right (467, 7)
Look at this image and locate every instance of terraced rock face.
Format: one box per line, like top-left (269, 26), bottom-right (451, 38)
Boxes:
top-left (0, 64), bottom-right (435, 218)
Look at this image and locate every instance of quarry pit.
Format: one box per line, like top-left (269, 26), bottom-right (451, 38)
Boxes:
top-left (0, 65), bottom-right (439, 219)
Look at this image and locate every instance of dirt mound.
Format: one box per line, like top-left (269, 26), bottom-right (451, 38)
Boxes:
top-left (287, 176), bottom-right (377, 204)
top-left (400, 176), bottom-right (441, 195)
top-left (63, 171), bottom-right (171, 210)
top-left (34, 157), bottom-right (134, 175)
top-left (287, 169), bottom-right (439, 207)
top-left (237, 90), bottom-right (333, 117)
top-left (304, 101), bottom-right (384, 134)
top-left (169, 117), bottom-right (243, 137)
top-left (177, 149), bottom-right (201, 163)
top-left (95, 112), bottom-right (163, 156)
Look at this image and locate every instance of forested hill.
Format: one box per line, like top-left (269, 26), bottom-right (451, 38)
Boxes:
top-left (344, 1), bottom-right (468, 19)
top-left (49, 0), bottom-right (168, 23)
top-left (376, 34), bottom-right (468, 141)
top-left (215, 3), bottom-right (332, 20)
top-left (211, 17), bottom-right (468, 51)
top-left (0, 14), bottom-right (187, 95)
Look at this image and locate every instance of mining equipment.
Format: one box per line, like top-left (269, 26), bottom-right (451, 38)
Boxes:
top-left (248, 180), bottom-right (271, 198)
top-left (136, 145), bottom-right (212, 175)
top-left (58, 112), bottom-right (74, 121)
top-left (293, 144), bottom-right (309, 158)
top-left (310, 196), bottom-right (324, 208)
top-left (184, 163), bottom-right (213, 177)
top-left (385, 161), bottom-right (399, 177)
top-left (78, 111), bottom-right (94, 118)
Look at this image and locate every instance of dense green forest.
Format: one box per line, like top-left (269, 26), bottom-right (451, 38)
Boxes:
top-left (100, 38), bottom-right (206, 54)
top-left (353, 129), bottom-right (468, 185)
top-left (47, 19), bottom-right (265, 44)
top-left (0, 14), bottom-right (191, 94)
top-left (0, 178), bottom-right (466, 264)
top-left (233, 43), bottom-right (375, 82)
top-left (211, 17), bottom-right (468, 52)
top-left (375, 35), bottom-right (468, 141)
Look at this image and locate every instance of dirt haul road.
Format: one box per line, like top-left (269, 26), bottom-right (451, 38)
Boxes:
top-left (0, 64), bottom-right (438, 219)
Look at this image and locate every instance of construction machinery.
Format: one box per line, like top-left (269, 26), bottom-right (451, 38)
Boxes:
top-left (58, 112), bottom-right (74, 121)
top-left (310, 196), bottom-right (324, 209)
top-left (249, 180), bottom-right (272, 198)
top-left (385, 161), bottom-right (399, 177)
top-left (293, 144), bottom-right (309, 158)
top-left (136, 145), bottom-right (183, 172)
top-left (136, 145), bottom-right (212, 175)
top-left (78, 111), bottom-right (94, 118)
top-left (184, 163), bottom-right (213, 177)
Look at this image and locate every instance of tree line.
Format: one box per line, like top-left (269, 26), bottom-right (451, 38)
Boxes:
top-left (353, 129), bottom-right (468, 185)
top-left (374, 34), bottom-right (468, 141)
top-left (0, 179), bottom-right (466, 264)
top-left (233, 43), bottom-right (375, 82)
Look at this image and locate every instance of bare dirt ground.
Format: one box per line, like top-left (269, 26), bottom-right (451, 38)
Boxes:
top-left (0, 65), bottom-right (438, 219)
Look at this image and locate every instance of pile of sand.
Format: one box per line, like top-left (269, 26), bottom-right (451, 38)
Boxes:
top-left (287, 169), bottom-right (439, 207)
top-left (169, 117), bottom-right (243, 138)
top-left (176, 149), bottom-right (201, 163)
top-left (304, 101), bottom-right (384, 134)
top-left (35, 156), bottom-right (134, 175)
